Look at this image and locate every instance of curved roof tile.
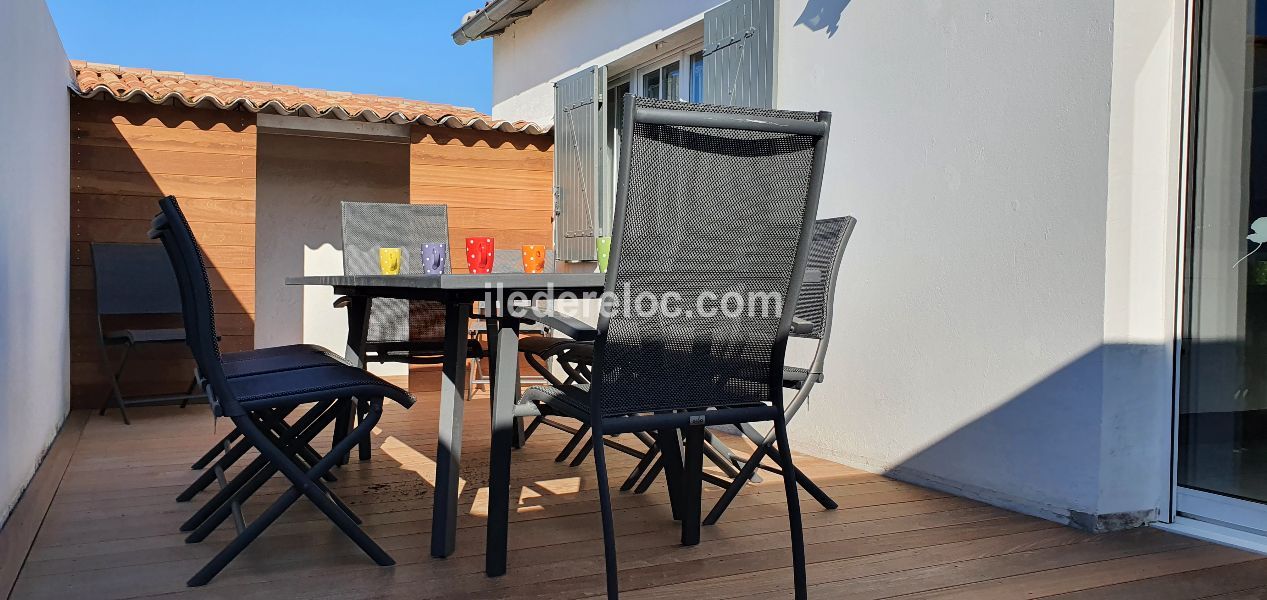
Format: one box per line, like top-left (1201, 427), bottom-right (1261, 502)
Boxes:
top-left (70, 60), bottom-right (551, 135)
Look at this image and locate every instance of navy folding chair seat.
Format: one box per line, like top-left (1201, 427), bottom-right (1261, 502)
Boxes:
top-left (150, 196), bottom-right (414, 586)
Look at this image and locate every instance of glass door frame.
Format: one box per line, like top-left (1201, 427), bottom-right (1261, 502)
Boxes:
top-left (1167, 0), bottom-right (1267, 549)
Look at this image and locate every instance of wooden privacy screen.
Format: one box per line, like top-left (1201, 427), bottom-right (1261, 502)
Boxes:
top-left (68, 96), bottom-right (554, 408)
top-left (70, 99), bottom-right (258, 407)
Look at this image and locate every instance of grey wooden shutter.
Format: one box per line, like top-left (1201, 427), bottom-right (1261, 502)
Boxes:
top-left (553, 65), bottom-right (607, 261)
top-left (702, 0), bottom-right (775, 108)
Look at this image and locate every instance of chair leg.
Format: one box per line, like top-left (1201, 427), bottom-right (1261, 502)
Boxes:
top-left (522, 415), bottom-right (545, 442)
top-left (332, 397), bottom-right (351, 465)
top-left (772, 416), bottom-right (807, 600)
top-left (99, 342), bottom-right (133, 424)
top-left (556, 424), bottom-right (589, 463)
top-left (703, 443), bottom-right (769, 526)
top-left (191, 429), bottom-right (240, 470)
top-left (179, 405), bottom-right (311, 503)
top-left (681, 426), bottom-right (704, 546)
top-left (768, 446), bottom-right (838, 510)
top-left (569, 437), bottom-right (594, 467)
top-left (180, 377), bottom-right (198, 408)
top-left (188, 402), bottom-right (392, 587)
top-left (621, 443), bottom-right (658, 491)
top-left (182, 402), bottom-right (335, 533)
top-left (591, 430), bottom-right (620, 599)
top-left (357, 397), bottom-right (372, 461)
top-left (633, 457), bottom-right (663, 495)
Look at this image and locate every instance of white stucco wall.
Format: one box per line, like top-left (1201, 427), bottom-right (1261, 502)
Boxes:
top-left (490, 0), bottom-right (725, 123)
top-left (487, 0), bottom-right (1190, 528)
top-left (255, 126), bottom-right (411, 380)
top-left (0, 0), bottom-right (71, 526)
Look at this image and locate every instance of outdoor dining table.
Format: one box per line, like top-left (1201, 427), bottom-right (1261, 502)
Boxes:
top-left (286, 273), bottom-right (606, 559)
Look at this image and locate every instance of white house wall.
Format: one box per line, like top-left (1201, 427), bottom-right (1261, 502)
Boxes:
top-left (491, 0), bottom-right (1190, 528)
top-left (490, 0), bottom-right (726, 124)
top-left (0, 0), bottom-right (71, 526)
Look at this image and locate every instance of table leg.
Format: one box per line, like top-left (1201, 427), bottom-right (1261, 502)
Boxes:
top-left (432, 301), bottom-right (470, 558)
top-left (658, 429), bottom-right (686, 521)
top-left (485, 319), bottom-right (520, 576)
top-left (340, 297), bottom-right (371, 466)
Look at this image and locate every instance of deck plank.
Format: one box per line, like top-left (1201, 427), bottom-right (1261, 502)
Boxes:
top-left (7, 400), bottom-right (1257, 600)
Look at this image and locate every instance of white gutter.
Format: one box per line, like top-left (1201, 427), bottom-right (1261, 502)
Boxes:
top-left (452, 0), bottom-right (546, 45)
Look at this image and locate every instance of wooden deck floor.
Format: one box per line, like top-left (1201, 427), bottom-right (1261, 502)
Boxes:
top-left (8, 399), bottom-right (1267, 600)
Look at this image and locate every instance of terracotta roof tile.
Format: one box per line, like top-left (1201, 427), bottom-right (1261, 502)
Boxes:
top-left (69, 60), bottom-right (550, 135)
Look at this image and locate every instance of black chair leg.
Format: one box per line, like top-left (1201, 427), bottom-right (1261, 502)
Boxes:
top-left (180, 377), bottom-right (197, 408)
top-left (768, 446), bottom-right (838, 510)
top-left (681, 426), bottom-right (704, 546)
top-left (772, 416), bottom-right (807, 600)
top-left (556, 424), bottom-right (589, 463)
top-left (357, 397), bottom-right (372, 461)
top-left (633, 457), bottom-right (663, 495)
top-left (99, 342), bottom-right (133, 424)
top-left (703, 443), bottom-right (768, 526)
top-left (569, 437), bottom-right (594, 467)
top-left (591, 430), bottom-right (620, 600)
top-left (183, 402), bottom-right (335, 533)
top-left (188, 400), bottom-right (392, 587)
top-left (522, 415), bottom-right (545, 442)
top-left (191, 429), bottom-right (241, 470)
top-left (621, 443), bottom-right (658, 491)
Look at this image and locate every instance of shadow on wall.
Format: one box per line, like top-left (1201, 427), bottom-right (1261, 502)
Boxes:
top-left (843, 343), bottom-right (1175, 533)
top-left (69, 100), bottom-right (254, 409)
top-left (794, 0), bottom-right (853, 37)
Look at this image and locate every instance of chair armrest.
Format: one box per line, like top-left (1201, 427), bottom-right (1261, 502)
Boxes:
top-left (333, 296), bottom-right (351, 309)
top-left (790, 318), bottom-right (815, 336)
top-left (517, 306), bottom-right (597, 341)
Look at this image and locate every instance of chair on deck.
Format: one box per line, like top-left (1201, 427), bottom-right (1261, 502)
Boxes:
top-left (151, 196), bottom-right (415, 587)
top-left (647, 215), bottom-right (857, 523)
top-left (487, 96), bottom-right (832, 599)
top-left (91, 243), bottom-right (205, 424)
top-left (147, 197), bottom-right (353, 503)
top-left (338, 201), bottom-right (481, 460)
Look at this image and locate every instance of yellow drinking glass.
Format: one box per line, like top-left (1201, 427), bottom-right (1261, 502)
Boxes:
top-left (379, 247), bottom-right (402, 275)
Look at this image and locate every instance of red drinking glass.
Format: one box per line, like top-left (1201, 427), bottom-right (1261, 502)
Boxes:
top-left (465, 237), bottom-right (495, 274)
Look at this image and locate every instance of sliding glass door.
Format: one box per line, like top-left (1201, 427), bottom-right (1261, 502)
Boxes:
top-left (1178, 0), bottom-right (1267, 531)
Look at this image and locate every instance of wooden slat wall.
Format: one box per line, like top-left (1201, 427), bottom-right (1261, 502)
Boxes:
top-left (406, 125), bottom-right (555, 391)
top-left (69, 98), bottom-right (257, 408)
top-left (408, 125), bottom-right (555, 272)
top-left (68, 99), bottom-right (555, 406)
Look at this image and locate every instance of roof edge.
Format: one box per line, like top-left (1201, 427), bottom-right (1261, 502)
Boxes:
top-left (69, 61), bottom-right (552, 135)
top-left (453, 0), bottom-right (548, 45)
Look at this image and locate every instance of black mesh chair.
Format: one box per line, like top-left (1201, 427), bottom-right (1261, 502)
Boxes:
top-left (522, 219), bottom-right (855, 486)
top-left (653, 216), bottom-right (857, 523)
top-left (339, 201), bottom-right (482, 363)
top-left (151, 196), bottom-right (415, 587)
top-left (488, 96), bottom-right (831, 599)
top-left (91, 243), bottom-right (205, 424)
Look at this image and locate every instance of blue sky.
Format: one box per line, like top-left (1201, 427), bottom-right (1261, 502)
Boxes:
top-left (47, 1), bottom-right (495, 113)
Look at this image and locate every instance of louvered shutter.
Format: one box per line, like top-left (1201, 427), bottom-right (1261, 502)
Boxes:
top-left (553, 65), bottom-right (607, 261)
top-left (702, 0), bottom-right (776, 108)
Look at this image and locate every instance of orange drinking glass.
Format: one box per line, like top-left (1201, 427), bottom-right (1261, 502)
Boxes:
top-left (521, 245), bottom-right (546, 273)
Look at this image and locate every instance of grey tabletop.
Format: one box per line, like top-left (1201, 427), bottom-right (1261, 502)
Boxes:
top-left (286, 273), bottom-right (606, 298)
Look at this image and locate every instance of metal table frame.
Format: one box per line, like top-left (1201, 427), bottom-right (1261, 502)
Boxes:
top-left (287, 273), bottom-right (604, 558)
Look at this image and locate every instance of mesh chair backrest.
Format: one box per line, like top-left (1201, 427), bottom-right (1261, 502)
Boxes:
top-left (340, 202), bottom-right (450, 344)
top-left (153, 196), bottom-right (234, 414)
top-left (793, 217), bottom-right (856, 339)
top-left (491, 249), bottom-right (557, 273)
top-left (592, 97), bottom-right (829, 418)
top-left (91, 243), bottom-right (184, 316)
